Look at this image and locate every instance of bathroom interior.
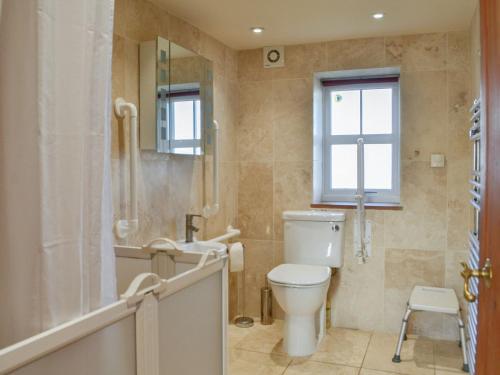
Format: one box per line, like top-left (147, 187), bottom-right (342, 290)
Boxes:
top-left (1, 0), bottom-right (499, 374)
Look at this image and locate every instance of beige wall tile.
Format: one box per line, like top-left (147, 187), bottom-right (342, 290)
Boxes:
top-left (238, 162), bottom-right (274, 239)
top-left (272, 79), bottom-right (313, 162)
top-left (206, 162), bottom-right (239, 239)
top-left (225, 47), bottom-right (239, 82)
top-left (447, 31), bottom-right (471, 73)
top-left (447, 71), bottom-right (472, 160)
top-left (241, 239), bottom-right (275, 316)
top-left (400, 71), bottom-right (448, 162)
top-left (124, 0), bottom-right (162, 42)
top-left (272, 43), bottom-right (327, 80)
top-left (111, 35), bottom-right (125, 160)
top-left (385, 162), bottom-right (447, 251)
top-left (331, 247), bottom-right (385, 331)
top-left (384, 249), bottom-right (445, 336)
top-left (385, 33), bottom-right (447, 72)
top-left (237, 81), bottom-right (274, 162)
top-left (200, 34), bottom-right (226, 70)
top-left (167, 14), bottom-right (200, 54)
top-left (124, 38), bottom-right (139, 105)
top-left (273, 161), bottom-right (312, 240)
top-left (447, 159), bottom-right (471, 252)
top-left (237, 49), bottom-right (274, 82)
top-left (327, 37), bottom-right (385, 70)
top-left (385, 248), bottom-right (445, 289)
top-left (113, 0), bottom-right (127, 38)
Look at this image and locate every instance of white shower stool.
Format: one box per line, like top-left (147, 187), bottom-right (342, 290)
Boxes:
top-left (391, 285), bottom-right (469, 373)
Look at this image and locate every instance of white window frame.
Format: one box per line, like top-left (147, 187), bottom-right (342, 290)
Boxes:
top-left (321, 80), bottom-right (400, 204)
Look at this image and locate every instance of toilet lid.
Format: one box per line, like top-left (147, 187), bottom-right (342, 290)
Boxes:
top-left (267, 264), bottom-right (331, 286)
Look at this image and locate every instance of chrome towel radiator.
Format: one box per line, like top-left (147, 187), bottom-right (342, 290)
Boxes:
top-left (466, 98), bottom-right (481, 375)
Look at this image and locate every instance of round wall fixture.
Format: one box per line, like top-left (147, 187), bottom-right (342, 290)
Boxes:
top-left (263, 46), bottom-right (285, 68)
top-left (267, 49), bottom-right (280, 63)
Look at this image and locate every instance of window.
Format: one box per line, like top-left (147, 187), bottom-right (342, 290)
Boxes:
top-left (321, 76), bottom-right (400, 203)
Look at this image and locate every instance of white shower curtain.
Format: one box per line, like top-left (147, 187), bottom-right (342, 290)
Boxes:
top-left (0, 0), bottom-right (116, 347)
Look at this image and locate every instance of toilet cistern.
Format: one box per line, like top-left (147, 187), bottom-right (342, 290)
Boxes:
top-left (185, 214), bottom-right (202, 243)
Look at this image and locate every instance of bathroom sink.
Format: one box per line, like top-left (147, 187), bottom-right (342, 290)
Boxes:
top-left (175, 241), bottom-right (227, 255)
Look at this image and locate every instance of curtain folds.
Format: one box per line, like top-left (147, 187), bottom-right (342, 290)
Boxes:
top-left (0, 0), bottom-right (116, 347)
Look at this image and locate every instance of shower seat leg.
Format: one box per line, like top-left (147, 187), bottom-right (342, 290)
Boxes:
top-left (457, 312), bottom-right (469, 373)
top-left (392, 305), bottom-right (412, 363)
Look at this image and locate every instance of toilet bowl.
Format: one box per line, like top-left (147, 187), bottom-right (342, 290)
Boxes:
top-left (268, 263), bottom-right (331, 357)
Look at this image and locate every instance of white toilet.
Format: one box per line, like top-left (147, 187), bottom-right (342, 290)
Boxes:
top-left (267, 210), bottom-right (345, 357)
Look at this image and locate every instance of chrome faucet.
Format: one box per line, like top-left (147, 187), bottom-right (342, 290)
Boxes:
top-left (185, 214), bottom-right (202, 243)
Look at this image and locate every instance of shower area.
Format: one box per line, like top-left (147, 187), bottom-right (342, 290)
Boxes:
top-left (0, 0), bottom-right (234, 374)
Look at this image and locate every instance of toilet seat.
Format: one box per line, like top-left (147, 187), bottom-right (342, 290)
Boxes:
top-left (268, 264), bottom-right (331, 287)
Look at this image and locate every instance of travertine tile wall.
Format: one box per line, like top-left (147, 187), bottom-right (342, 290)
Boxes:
top-left (236, 31), bottom-right (473, 339)
top-left (112, 0), bottom-right (476, 340)
top-left (111, 0), bottom-right (239, 261)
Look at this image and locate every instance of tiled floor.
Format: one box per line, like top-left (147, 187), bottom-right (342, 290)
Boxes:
top-left (229, 320), bottom-right (465, 375)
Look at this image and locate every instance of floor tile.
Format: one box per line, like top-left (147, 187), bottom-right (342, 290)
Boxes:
top-left (228, 323), bottom-right (253, 348)
top-left (285, 359), bottom-right (359, 374)
top-left (362, 332), bottom-right (434, 375)
top-left (359, 368), bottom-right (398, 375)
top-left (359, 369), bottom-right (399, 375)
top-left (311, 327), bottom-right (372, 367)
top-left (433, 340), bottom-right (465, 373)
top-left (229, 349), bottom-right (291, 375)
top-left (235, 320), bottom-right (285, 354)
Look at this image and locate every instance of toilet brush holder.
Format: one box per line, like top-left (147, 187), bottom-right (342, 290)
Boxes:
top-left (260, 281), bottom-right (273, 325)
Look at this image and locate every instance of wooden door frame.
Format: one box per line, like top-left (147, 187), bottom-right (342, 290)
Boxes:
top-left (477, 0), bottom-right (500, 373)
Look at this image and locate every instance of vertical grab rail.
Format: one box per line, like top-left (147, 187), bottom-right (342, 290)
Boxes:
top-left (203, 120), bottom-right (220, 218)
top-left (355, 138), bottom-right (368, 263)
top-left (114, 98), bottom-right (139, 239)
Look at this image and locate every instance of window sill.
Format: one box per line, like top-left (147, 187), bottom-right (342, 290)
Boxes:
top-left (310, 202), bottom-right (403, 210)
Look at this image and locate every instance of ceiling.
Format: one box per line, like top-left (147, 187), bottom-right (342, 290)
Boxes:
top-left (153, 0), bottom-right (477, 50)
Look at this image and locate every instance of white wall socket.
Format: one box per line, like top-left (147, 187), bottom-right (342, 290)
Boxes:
top-left (430, 154), bottom-right (445, 168)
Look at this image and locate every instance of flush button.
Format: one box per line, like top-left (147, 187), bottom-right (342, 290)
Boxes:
top-left (332, 224), bottom-right (340, 232)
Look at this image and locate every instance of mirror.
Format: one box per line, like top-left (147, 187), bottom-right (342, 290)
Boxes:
top-left (139, 36), bottom-right (213, 156)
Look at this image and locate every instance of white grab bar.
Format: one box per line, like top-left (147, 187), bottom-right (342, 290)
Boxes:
top-left (114, 98), bottom-right (139, 239)
top-left (203, 120), bottom-right (220, 218)
top-left (355, 138), bottom-right (368, 263)
top-left (207, 226), bottom-right (240, 243)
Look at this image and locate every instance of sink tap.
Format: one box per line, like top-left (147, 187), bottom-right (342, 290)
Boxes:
top-left (185, 214), bottom-right (202, 243)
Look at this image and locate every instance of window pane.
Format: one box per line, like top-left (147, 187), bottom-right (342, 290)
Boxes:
top-left (331, 144), bottom-right (357, 189)
top-left (362, 89), bottom-right (392, 134)
top-left (330, 90), bottom-right (360, 135)
top-left (173, 100), bottom-right (194, 140)
top-left (364, 144), bottom-right (392, 189)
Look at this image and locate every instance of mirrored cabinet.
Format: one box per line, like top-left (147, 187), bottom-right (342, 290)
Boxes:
top-left (139, 36), bottom-right (213, 156)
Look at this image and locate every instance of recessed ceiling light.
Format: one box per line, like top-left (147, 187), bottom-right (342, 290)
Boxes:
top-left (372, 12), bottom-right (384, 19)
top-left (250, 26), bottom-right (264, 34)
